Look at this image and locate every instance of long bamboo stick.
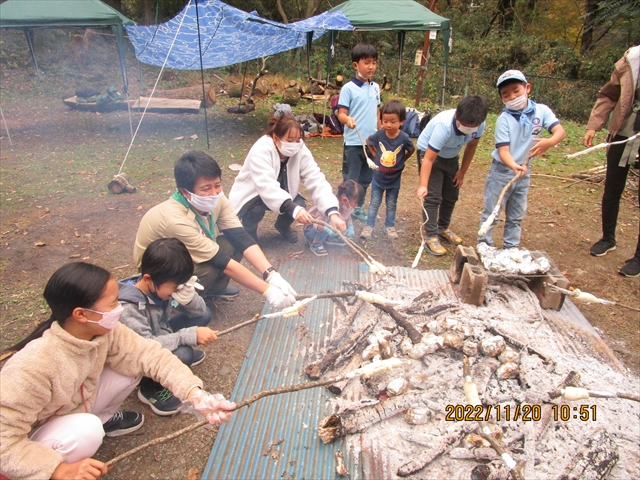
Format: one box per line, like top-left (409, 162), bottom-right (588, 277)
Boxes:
top-left (105, 359), bottom-right (403, 467)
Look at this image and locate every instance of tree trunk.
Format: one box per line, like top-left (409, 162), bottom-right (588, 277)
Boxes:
top-left (497, 0), bottom-right (516, 30)
top-left (580, 0), bottom-right (599, 54)
top-left (276, 0), bottom-right (288, 23)
top-left (143, 0), bottom-right (153, 25)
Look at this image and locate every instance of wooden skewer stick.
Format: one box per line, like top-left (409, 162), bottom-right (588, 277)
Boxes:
top-left (105, 359), bottom-right (404, 467)
top-left (478, 156), bottom-right (531, 236)
top-left (565, 133), bottom-right (639, 158)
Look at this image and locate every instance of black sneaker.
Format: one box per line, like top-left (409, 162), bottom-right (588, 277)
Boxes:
top-left (191, 349), bottom-right (206, 366)
top-left (310, 242), bottom-right (328, 256)
top-left (210, 284), bottom-right (240, 298)
top-left (590, 239), bottom-right (616, 256)
top-left (137, 386), bottom-right (182, 416)
top-left (275, 223), bottom-right (299, 243)
top-left (619, 257), bottom-right (640, 277)
top-left (103, 411), bottom-right (144, 437)
top-left (325, 235), bottom-right (346, 246)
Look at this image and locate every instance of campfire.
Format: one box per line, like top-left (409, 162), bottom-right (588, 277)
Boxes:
top-left (305, 258), bottom-right (639, 479)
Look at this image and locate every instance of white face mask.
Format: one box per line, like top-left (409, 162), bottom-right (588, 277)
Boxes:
top-left (504, 93), bottom-right (528, 111)
top-left (357, 69), bottom-right (371, 81)
top-left (85, 304), bottom-right (123, 330)
top-left (456, 121), bottom-right (479, 135)
top-left (187, 190), bottom-right (222, 213)
top-left (277, 140), bottom-right (304, 157)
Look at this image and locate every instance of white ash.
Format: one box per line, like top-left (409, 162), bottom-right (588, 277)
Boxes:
top-left (477, 242), bottom-right (551, 274)
top-left (323, 274), bottom-right (640, 480)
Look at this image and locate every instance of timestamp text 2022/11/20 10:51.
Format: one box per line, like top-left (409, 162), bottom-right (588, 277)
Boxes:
top-left (445, 404), bottom-right (597, 422)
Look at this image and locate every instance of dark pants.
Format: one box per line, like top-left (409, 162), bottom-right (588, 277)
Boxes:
top-left (169, 308), bottom-right (213, 366)
top-left (139, 306), bottom-right (213, 392)
top-left (417, 149), bottom-right (460, 237)
top-left (237, 194), bottom-right (306, 242)
top-left (342, 145), bottom-right (372, 208)
top-left (194, 236), bottom-right (243, 298)
top-left (601, 135), bottom-right (640, 259)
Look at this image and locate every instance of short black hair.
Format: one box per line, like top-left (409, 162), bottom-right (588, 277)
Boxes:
top-left (174, 151), bottom-right (222, 192)
top-left (380, 100), bottom-right (406, 122)
top-left (456, 95), bottom-right (488, 126)
top-left (140, 238), bottom-right (194, 287)
top-left (351, 43), bottom-right (378, 63)
top-left (497, 79), bottom-right (527, 95)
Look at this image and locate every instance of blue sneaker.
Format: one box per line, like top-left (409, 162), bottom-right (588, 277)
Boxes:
top-left (351, 207), bottom-right (368, 222)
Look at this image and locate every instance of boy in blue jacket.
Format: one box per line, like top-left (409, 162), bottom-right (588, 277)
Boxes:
top-left (478, 70), bottom-right (566, 249)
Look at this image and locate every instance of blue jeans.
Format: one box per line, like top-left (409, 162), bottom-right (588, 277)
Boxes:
top-left (303, 226), bottom-right (329, 244)
top-left (478, 161), bottom-right (530, 249)
top-left (367, 181), bottom-right (400, 228)
top-left (168, 307), bottom-right (213, 366)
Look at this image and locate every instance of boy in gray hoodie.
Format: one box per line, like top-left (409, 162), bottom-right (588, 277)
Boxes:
top-left (119, 238), bottom-right (215, 415)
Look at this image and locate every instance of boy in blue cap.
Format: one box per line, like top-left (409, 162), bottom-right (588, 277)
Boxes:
top-left (337, 43), bottom-right (381, 222)
top-left (478, 70), bottom-right (566, 249)
top-left (416, 95), bottom-right (488, 255)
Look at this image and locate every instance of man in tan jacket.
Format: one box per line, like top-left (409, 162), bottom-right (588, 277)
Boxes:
top-left (583, 45), bottom-right (639, 277)
top-left (134, 151), bottom-right (297, 306)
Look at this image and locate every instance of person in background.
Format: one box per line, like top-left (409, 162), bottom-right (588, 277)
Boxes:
top-left (229, 114), bottom-right (346, 243)
top-left (119, 238), bottom-right (216, 416)
top-left (416, 95), bottom-right (487, 255)
top-left (134, 151), bottom-right (296, 309)
top-left (337, 43), bottom-right (382, 223)
top-left (361, 100), bottom-right (415, 240)
top-left (0, 262), bottom-right (234, 480)
top-left (478, 70), bottom-right (566, 249)
top-left (303, 180), bottom-right (363, 256)
top-left (583, 45), bottom-right (640, 277)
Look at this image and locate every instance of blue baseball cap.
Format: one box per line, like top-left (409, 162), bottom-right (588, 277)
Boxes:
top-left (496, 70), bottom-right (527, 88)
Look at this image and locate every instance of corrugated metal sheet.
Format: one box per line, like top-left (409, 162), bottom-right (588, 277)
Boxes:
top-left (203, 260), bottom-right (608, 478)
top-left (203, 257), bottom-right (359, 479)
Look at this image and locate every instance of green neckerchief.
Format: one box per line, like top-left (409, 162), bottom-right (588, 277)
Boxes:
top-left (171, 190), bottom-right (215, 239)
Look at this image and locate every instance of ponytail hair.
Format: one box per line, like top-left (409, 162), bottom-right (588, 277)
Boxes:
top-left (6, 262), bottom-right (111, 353)
top-left (265, 113), bottom-right (303, 139)
top-left (337, 179), bottom-right (364, 203)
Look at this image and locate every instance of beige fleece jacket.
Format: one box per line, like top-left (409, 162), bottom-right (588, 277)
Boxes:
top-left (0, 322), bottom-right (204, 479)
top-left (586, 46), bottom-right (639, 136)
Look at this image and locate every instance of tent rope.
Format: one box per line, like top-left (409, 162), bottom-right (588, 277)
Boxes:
top-left (116, 4), bottom-right (189, 177)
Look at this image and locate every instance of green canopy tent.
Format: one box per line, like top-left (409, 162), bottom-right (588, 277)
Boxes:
top-left (329, 0), bottom-right (451, 102)
top-left (0, 0), bottom-right (135, 137)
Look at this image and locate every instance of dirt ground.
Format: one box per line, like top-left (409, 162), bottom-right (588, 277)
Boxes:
top-left (0, 90), bottom-right (638, 479)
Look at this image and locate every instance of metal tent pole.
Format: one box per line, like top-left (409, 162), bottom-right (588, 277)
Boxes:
top-left (195, 0), bottom-right (211, 149)
top-left (0, 106), bottom-right (13, 146)
top-left (24, 30), bottom-right (45, 96)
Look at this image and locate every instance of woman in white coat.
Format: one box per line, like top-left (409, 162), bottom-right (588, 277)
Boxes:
top-left (229, 114), bottom-right (346, 243)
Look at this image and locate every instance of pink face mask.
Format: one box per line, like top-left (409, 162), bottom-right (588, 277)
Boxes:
top-left (85, 304), bottom-right (123, 330)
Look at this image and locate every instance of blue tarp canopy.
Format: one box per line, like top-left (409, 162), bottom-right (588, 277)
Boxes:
top-left (126, 0), bottom-right (352, 70)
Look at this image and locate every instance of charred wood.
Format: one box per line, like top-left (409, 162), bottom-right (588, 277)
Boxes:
top-left (372, 304), bottom-right (422, 344)
top-left (556, 429), bottom-right (618, 480)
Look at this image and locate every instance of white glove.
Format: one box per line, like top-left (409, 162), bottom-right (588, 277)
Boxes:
top-left (266, 272), bottom-right (297, 297)
top-left (264, 285), bottom-right (296, 309)
top-left (171, 275), bottom-right (199, 305)
top-left (188, 389), bottom-right (235, 425)
top-left (366, 157), bottom-right (379, 170)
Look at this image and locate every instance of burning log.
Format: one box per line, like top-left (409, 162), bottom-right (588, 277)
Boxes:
top-left (318, 390), bottom-right (433, 444)
top-left (556, 428), bottom-right (619, 480)
top-left (397, 424), bottom-right (476, 477)
top-left (371, 303), bottom-right (422, 344)
top-left (304, 300), bottom-right (372, 380)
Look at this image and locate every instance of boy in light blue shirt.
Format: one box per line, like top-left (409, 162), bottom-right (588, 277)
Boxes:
top-left (337, 43), bottom-right (381, 222)
top-left (416, 95), bottom-right (488, 255)
top-left (478, 70), bottom-right (566, 249)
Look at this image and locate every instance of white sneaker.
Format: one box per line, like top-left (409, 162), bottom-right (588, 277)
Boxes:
top-left (385, 227), bottom-right (399, 239)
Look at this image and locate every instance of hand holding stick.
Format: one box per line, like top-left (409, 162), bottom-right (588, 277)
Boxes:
top-left (105, 359), bottom-right (405, 467)
top-left (478, 157), bottom-right (531, 237)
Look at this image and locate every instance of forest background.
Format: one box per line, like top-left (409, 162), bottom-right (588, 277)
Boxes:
top-left (2, 0), bottom-right (640, 121)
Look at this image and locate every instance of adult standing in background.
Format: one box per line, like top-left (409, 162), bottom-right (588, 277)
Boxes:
top-left (584, 45), bottom-right (639, 277)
